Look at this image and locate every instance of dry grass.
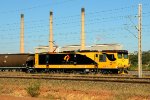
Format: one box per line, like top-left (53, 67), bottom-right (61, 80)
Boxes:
top-left (0, 78), bottom-right (149, 100)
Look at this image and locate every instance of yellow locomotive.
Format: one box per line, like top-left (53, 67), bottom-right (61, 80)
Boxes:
top-left (27, 50), bottom-right (129, 74)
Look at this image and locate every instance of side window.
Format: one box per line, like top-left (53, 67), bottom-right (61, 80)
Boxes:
top-left (46, 55), bottom-right (49, 64)
top-left (95, 54), bottom-right (98, 57)
top-left (106, 54), bottom-right (116, 61)
top-left (99, 54), bottom-right (106, 62)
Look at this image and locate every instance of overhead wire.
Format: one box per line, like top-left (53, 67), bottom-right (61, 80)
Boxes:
top-left (0, 4), bottom-right (150, 52)
top-left (0, 0), bottom-right (76, 15)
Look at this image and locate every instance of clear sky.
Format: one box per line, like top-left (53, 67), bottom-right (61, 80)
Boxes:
top-left (0, 0), bottom-right (150, 53)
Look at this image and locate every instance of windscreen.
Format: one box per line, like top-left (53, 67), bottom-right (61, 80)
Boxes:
top-left (117, 53), bottom-right (122, 59)
top-left (117, 53), bottom-right (128, 59)
top-left (123, 54), bottom-right (128, 59)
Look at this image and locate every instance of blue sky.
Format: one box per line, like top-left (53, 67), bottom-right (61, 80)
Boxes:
top-left (0, 0), bottom-right (150, 53)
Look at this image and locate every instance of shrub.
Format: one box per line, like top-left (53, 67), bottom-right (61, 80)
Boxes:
top-left (26, 82), bottom-right (40, 97)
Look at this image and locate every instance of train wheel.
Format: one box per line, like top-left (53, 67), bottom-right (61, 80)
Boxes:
top-left (1, 69), bottom-right (4, 72)
top-left (101, 70), bottom-right (109, 74)
top-left (45, 69), bottom-right (49, 73)
top-left (118, 69), bottom-right (122, 74)
top-left (118, 69), bottom-right (128, 74)
top-left (26, 69), bottom-right (35, 73)
top-left (124, 69), bottom-right (128, 74)
top-left (111, 69), bottom-right (118, 74)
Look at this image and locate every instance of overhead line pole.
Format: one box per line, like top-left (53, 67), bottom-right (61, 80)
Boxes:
top-left (138, 4), bottom-right (142, 78)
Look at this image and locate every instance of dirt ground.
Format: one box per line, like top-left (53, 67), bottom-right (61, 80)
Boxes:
top-left (0, 85), bottom-right (113, 100)
top-left (0, 95), bottom-right (47, 100)
top-left (0, 78), bottom-right (150, 100)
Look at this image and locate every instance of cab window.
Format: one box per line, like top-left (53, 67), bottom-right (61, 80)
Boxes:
top-left (123, 54), bottom-right (128, 59)
top-left (99, 54), bottom-right (106, 62)
top-left (118, 53), bottom-right (122, 59)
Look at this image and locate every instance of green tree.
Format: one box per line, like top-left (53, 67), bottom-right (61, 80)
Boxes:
top-left (129, 50), bottom-right (150, 70)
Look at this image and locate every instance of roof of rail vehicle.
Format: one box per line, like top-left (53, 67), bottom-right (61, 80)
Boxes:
top-left (102, 50), bottom-right (128, 53)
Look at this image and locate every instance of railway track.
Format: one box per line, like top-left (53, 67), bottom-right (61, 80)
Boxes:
top-left (0, 74), bottom-right (150, 84)
top-left (0, 71), bottom-right (150, 78)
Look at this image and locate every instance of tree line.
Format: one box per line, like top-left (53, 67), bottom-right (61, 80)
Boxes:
top-left (129, 50), bottom-right (150, 70)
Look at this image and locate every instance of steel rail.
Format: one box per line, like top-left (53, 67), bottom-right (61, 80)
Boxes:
top-left (7, 73), bottom-right (150, 80)
top-left (0, 72), bottom-right (150, 80)
top-left (0, 76), bottom-right (150, 84)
